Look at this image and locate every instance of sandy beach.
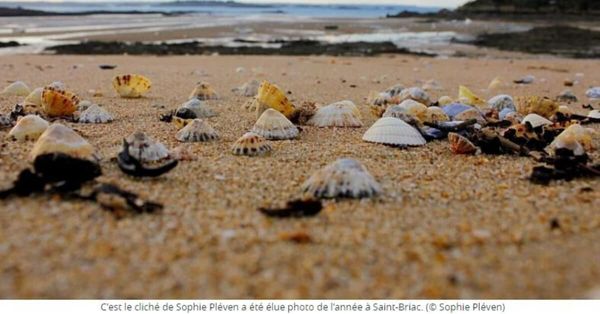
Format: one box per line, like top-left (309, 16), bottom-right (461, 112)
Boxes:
top-left (0, 54), bottom-right (599, 298)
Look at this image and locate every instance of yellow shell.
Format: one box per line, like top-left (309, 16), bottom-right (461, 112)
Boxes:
top-left (515, 96), bottom-right (558, 118)
top-left (254, 81), bottom-right (296, 119)
top-left (30, 123), bottom-right (95, 161)
top-left (112, 74), bottom-right (151, 98)
top-left (189, 82), bottom-right (218, 100)
top-left (458, 85), bottom-right (485, 107)
top-left (397, 99), bottom-right (428, 122)
top-left (41, 87), bottom-right (80, 117)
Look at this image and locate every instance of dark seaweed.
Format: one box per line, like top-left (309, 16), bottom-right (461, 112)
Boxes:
top-left (259, 199), bottom-right (323, 218)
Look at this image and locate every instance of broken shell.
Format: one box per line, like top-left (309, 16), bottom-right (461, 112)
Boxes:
top-left (7, 115), bottom-right (49, 141)
top-left (231, 132), bottom-right (272, 156)
top-left (30, 123), bottom-right (96, 161)
top-left (24, 87), bottom-right (43, 106)
top-left (424, 106), bottom-right (449, 124)
top-left (79, 104), bottom-right (113, 123)
top-left (112, 74), bottom-right (151, 98)
top-left (448, 132), bottom-right (478, 155)
top-left (254, 81), bottom-right (296, 119)
top-left (232, 79), bottom-right (260, 97)
top-left (396, 87), bottom-right (430, 106)
top-left (438, 96), bottom-right (453, 106)
top-left (458, 85), bottom-right (485, 107)
top-left (251, 108), bottom-right (299, 140)
top-left (301, 158), bottom-right (381, 199)
top-left (307, 100), bottom-right (362, 127)
top-left (189, 81), bottom-right (219, 100)
top-left (488, 94), bottom-right (515, 112)
top-left (362, 117), bottom-right (426, 147)
top-left (522, 113), bottom-right (552, 128)
top-left (549, 124), bottom-right (595, 152)
top-left (180, 98), bottom-right (217, 118)
top-left (175, 119), bottom-right (219, 142)
top-left (586, 87), bottom-right (600, 99)
top-left (1, 81), bottom-right (31, 96)
top-left (588, 110), bottom-right (600, 119)
top-left (125, 132), bottom-right (170, 162)
top-left (515, 96), bottom-right (558, 118)
top-left (41, 87), bottom-right (80, 117)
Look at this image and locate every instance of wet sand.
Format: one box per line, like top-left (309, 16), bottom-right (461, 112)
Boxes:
top-left (0, 54), bottom-right (599, 298)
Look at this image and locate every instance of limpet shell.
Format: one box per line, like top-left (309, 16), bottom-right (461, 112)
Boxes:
top-left (301, 158), bottom-right (381, 199)
top-left (522, 113), bottom-right (552, 128)
top-left (307, 100), bottom-right (362, 127)
top-left (488, 94), bottom-right (515, 112)
top-left (515, 96), bottom-right (558, 118)
top-left (189, 81), bottom-right (219, 100)
top-left (112, 74), bottom-right (151, 98)
top-left (180, 98), bottom-right (217, 118)
top-left (7, 115), bottom-right (49, 141)
top-left (79, 104), bottom-right (113, 123)
top-left (41, 86), bottom-right (80, 117)
top-left (362, 117), bottom-right (426, 147)
top-left (1, 81), bottom-right (30, 96)
top-left (30, 123), bottom-right (96, 161)
top-left (125, 132), bottom-right (170, 162)
top-left (231, 132), bottom-right (272, 156)
top-left (251, 108), bottom-right (298, 140)
top-left (254, 81), bottom-right (296, 119)
top-left (232, 79), bottom-right (260, 97)
top-left (176, 119), bottom-right (219, 142)
top-left (448, 132), bottom-right (478, 155)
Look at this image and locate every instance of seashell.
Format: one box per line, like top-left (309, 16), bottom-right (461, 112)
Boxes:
top-left (307, 100), bottom-right (362, 127)
top-left (458, 85), bottom-right (485, 107)
top-left (125, 132), bottom-right (170, 162)
top-left (1, 81), bottom-right (31, 96)
top-left (30, 123), bottom-right (96, 161)
top-left (395, 87), bottom-right (430, 105)
top-left (515, 96), bottom-right (558, 118)
top-left (556, 90), bottom-right (577, 103)
top-left (395, 99), bottom-right (428, 121)
top-left (549, 133), bottom-right (585, 157)
top-left (79, 104), bottom-right (113, 123)
top-left (442, 103), bottom-right (473, 118)
top-left (41, 87), bottom-right (80, 117)
top-left (498, 108), bottom-right (516, 120)
top-left (367, 91), bottom-right (392, 108)
top-left (362, 117), bottom-right (426, 147)
top-left (301, 158), bottom-right (381, 199)
top-left (232, 79), bottom-right (260, 97)
top-left (251, 108), bottom-right (299, 140)
top-left (514, 75), bottom-right (535, 84)
top-left (424, 106), bottom-right (449, 124)
top-left (189, 81), bottom-right (219, 100)
top-left (453, 108), bottom-right (485, 124)
top-left (585, 87), bottom-right (600, 99)
top-left (231, 132), bottom-right (272, 156)
top-left (382, 105), bottom-right (421, 125)
top-left (522, 113), bottom-right (552, 128)
top-left (438, 96), bottom-right (453, 106)
top-left (112, 74), bottom-right (151, 98)
top-left (588, 110), bottom-right (600, 119)
top-left (254, 81), bottom-right (296, 119)
top-left (24, 87), bottom-right (43, 106)
top-left (7, 115), bottom-right (49, 141)
top-left (448, 132), bottom-right (478, 155)
top-left (548, 124), bottom-right (595, 152)
top-left (488, 94), bottom-right (515, 112)
top-left (487, 77), bottom-right (503, 90)
top-left (48, 81), bottom-right (66, 91)
top-left (78, 100), bottom-right (93, 112)
top-left (383, 84), bottom-right (404, 97)
top-left (180, 98), bottom-right (216, 118)
top-left (175, 119), bottom-right (219, 142)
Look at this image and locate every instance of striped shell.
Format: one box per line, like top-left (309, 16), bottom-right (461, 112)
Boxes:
top-left (176, 119), bottom-right (219, 142)
top-left (251, 108), bottom-right (299, 140)
top-left (41, 86), bottom-right (80, 117)
top-left (448, 132), bottom-right (478, 155)
top-left (79, 104), bottom-right (113, 123)
top-left (189, 81), bottom-right (218, 100)
top-left (1, 81), bottom-right (30, 96)
top-left (515, 96), bottom-right (558, 118)
top-left (180, 98), bottom-right (217, 118)
top-left (307, 100), bottom-right (362, 127)
top-left (125, 131), bottom-right (170, 162)
top-left (30, 123), bottom-right (95, 161)
top-left (112, 74), bottom-right (151, 98)
top-left (231, 132), bottom-right (272, 156)
top-left (302, 158), bottom-right (381, 199)
top-left (522, 113), bottom-right (552, 128)
top-left (254, 81), bottom-right (295, 119)
top-left (7, 115), bottom-right (49, 141)
top-left (362, 117), bottom-right (426, 147)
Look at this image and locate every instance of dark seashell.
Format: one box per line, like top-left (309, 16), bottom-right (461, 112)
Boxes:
top-left (258, 199), bottom-right (323, 218)
top-left (117, 140), bottom-right (178, 178)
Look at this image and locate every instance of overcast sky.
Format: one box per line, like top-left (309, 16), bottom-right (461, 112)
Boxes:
top-left (0, 0), bottom-right (471, 8)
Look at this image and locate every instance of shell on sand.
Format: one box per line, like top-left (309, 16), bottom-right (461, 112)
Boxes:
top-left (24, 87), bottom-right (43, 106)
top-left (522, 113), bottom-right (552, 128)
top-left (231, 132), bottom-right (272, 156)
top-left (251, 108), bottom-right (299, 140)
top-left (254, 81), bottom-right (296, 119)
top-left (488, 94), bottom-right (515, 112)
top-left (232, 79), bottom-right (260, 97)
top-left (448, 132), bottom-right (478, 155)
top-left (515, 96), bottom-right (559, 118)
top-left (7, 115), bottom-right (49, 141)
top-left (548, 124), bottom-right (595, 152)
top-left (302, 158), bottom-right (381, 199)
top-left (453, 108), bottom-right (485, 124)
top-left (442, 103), bottom-right (473, 118)
top-left (180, 98), bottom-right (217, 118)
top-left (588, 110), bottom-right (600, 119)
top-left (307, 100), bottom-right (362, 127)
top-left (176, 119), bottom-right (219, 142)
top-left (458, 85), bottom-right (485, 107)
top-left (548, 133), bottom-right (586, 156)
top-left (395, 99), bottom-right (428, 121)
top-left (189, 81), bottom-right (219, 100)
top-left (79, 104), bottom-right (113, 124)
top-left (112, 74), bottom-right (151, 98)
top-left (424, 106), bottom-right (449, 124)
top-left (395, 87), bottom-right (430, 105)
top-left (125, 131), bottom-right (170, 162)
top-left (1, 81), bottom-right (31, 96)
top-left (41, 87), bottom-right (80, 117)
top-left (30, 123), bottom-right (95, 160)
top-left (362, 117), bottom-right (426, 147)
top-left (438, 96), bottom-right (453, 106)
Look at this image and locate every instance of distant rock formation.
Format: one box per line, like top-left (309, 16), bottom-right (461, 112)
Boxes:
top-left (458, 0), bottom-right (600, 15)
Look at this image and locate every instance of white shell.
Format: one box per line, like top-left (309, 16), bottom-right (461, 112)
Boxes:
top-left (180, 98), bottom-right (217, 118)
top-left (586, 87), bottom-right (600, 99)
top-left (302, 158), bottom-right (381, 199)
top-left (79, 104), bottom-right (113, 123)
top-left (548, 124), bottom-right (595, 152)
top-left (232, 79), bottom-right (260, 97)
top-left (30, 123), bottom-right (95, 160)
top-left (251, 108), bottom-right (298, 140)
top-left (125, 132), bottom-right (170, 162)
top-left (362, 117), bottom-right (426, 147)
top-left (557, 105), bottom-right (573, 115)
top-left (231, 132), bottom-right (272, 156)
top-left (175, 119), bottom-right (219, 142)
top-left (488, 94), bottom-right (515, 112)
top-left (549, 133), bottom-right (586, 156)
top-left (78, 100), bottom-right (93, 111)
top-left (588, 110), bottom-right (600, 119)
top-left (307, 100), bottom-right (362, 127)
top-left (2, 81), bottom-right (31, 96)
top-left (7, 115), bottom-right (49, 141)
top-left (522, 113), bottom-right (552, 128)
top-left (397, 87), bottom-right (430, 105)
top-left (24, 87), bottom-right (43, 106)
